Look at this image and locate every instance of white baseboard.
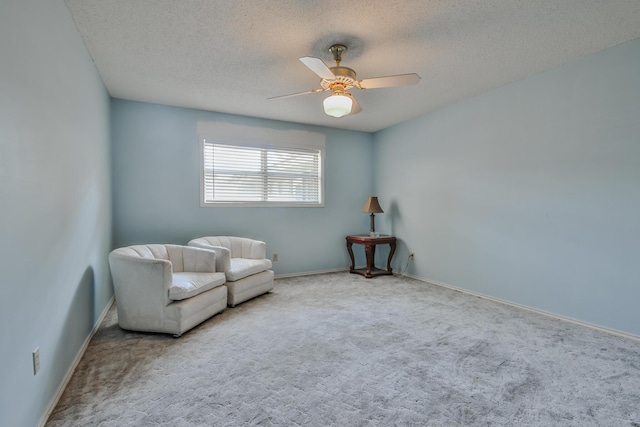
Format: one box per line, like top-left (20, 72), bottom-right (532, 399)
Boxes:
top-left (38, 296), bottom-right (116, 427)
top-left (402, 272), bottom-right (640, 343)
top-left (275, 267), bottom-right (349, 279)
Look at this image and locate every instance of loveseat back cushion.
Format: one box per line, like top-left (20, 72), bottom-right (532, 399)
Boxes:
top-left (169, 272), bottom-right (226, 301)
top-left (227, 258), bottom-right (273, 282)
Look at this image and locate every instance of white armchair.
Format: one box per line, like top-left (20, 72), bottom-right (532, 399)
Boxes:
top-left (108, 244), bottom-right (228, 336)
top-left (188, 236), bottom-right (274, 307)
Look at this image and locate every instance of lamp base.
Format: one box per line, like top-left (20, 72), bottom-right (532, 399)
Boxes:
top-left (369, 213), bottom-right (376, 236)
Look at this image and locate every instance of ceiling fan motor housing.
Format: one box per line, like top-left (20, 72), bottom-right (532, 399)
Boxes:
top-left (330, 66), bottom-right (356, 80)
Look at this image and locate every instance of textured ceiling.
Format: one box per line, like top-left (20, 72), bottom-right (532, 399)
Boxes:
top-left (64, 0), bottom-right (640, 133)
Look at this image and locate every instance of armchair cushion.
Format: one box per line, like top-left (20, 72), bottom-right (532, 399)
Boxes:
top-left (170, 272), bottom-right (226, 301)
top-left (228, 258), bottom-right (273, 282)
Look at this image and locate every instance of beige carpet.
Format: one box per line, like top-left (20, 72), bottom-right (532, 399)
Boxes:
top-left (46, 273), bottom-right (640, 426)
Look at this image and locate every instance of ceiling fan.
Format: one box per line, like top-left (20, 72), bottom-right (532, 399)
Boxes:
top-left (269, 44), bottom-right (421, 118)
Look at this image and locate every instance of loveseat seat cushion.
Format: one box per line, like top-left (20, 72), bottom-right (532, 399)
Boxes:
top-left (227, 258), bottom-right (272, 282)
top-left (169, 272), bottom-right (226, 301)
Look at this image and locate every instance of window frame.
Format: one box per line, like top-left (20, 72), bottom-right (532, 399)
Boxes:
top-left (199, 136), bottom-right (325, 208)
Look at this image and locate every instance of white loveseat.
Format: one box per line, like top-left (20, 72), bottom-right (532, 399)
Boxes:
top-left (108, 244), bottom-right (228, 336)
top-left (188, 236), bottom-right (274, 307)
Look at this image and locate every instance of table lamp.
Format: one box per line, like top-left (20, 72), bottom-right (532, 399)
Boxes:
top-left (362, 196), bottom-right (384, 237)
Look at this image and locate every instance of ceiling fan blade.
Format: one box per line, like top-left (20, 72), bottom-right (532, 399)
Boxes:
top-left (358, 73), bottom-right (421, 89)
top-left (268, 88), bottom-right (325, 100)
top-left (299, 56), bottom-right (336, 80)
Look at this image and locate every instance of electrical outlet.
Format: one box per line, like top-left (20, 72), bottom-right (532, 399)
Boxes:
top-left (33, 347), bottom-right (40, 375)
top-left (409, 253), bottom-right (415, 261)
top-left (272, 253), bottom-right (278, 262)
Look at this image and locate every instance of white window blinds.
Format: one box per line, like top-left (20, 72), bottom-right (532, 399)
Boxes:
top-left (202, 140), bottom-right (323, 206)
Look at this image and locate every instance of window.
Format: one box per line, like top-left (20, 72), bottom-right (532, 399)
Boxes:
top-left (201, 138), bottom-right (324, 207)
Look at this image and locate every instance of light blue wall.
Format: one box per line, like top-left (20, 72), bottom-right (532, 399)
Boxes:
top-left (0, 1), bottom-right (112, 426)
top-left (373, 38), bottom-right (640, 336)
top-left (111, 100), bottom-right (374, 275)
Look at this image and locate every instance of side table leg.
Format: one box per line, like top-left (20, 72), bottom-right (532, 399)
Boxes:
top-left (387, 241), bottom-right (396, 273)
top-left (346, 241), bottom-right (355, 272)
top-left (365, 244), bottom-right (374, 278)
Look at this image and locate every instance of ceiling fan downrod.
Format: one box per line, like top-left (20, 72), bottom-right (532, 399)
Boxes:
top-left (329, 44), bottom-right (347, 66)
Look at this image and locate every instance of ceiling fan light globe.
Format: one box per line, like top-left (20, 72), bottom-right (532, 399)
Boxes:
top-left (323, 94), bottom-right (352, 118)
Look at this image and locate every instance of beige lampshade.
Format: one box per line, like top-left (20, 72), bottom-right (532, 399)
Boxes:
top-left (362, 196), bottom-right (384, 214)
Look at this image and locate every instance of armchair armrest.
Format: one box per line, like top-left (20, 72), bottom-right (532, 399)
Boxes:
top-left (244, 239), bottom-right (266, 260)
top-left (108, 252), bottom-right (173, 327)
top-left (166, 244), bottom-right (217, 273)
top-left (187, 241), bottom-right (231, 274)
